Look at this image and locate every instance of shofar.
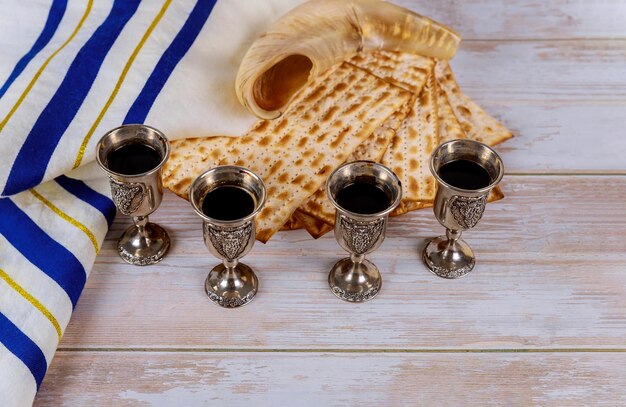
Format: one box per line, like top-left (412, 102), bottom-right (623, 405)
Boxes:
top-left (236, 0), bottom-right (461, 119)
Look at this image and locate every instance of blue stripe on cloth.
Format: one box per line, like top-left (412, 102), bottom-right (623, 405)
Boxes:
top-left (0, 313), bottom-right (47, 389)
top-left (55, 175), bottom-right (116, 228)
top-left (0, 198), bottom-right (86, 308)
top-left (3, 0), bottom-right (142, 196)
top-left (0, 0), bottom-right (68, 99)
top-left (124, 0), bottom-right (217, 124)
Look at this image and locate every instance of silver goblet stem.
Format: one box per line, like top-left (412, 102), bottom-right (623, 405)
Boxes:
top-left (133, 216), bottom-right (148, 236)
top-left (351, 253), bottom-right (364, 264)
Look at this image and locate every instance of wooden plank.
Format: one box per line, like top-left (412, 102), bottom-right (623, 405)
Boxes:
top-left (35, 351), bottom-right (626, 405)
top-left (450, 40), bottom-right (626, 172)
top-left (453, 40), bottom-right (626, 101)
top-left (395, 0), bottom-right (626, 40)
top-left (59, 177), bottom-right (626, 349)
top-left (31, 4), bottom-right (626, 403)
top-left (469, 102), bottom-right (626, 173)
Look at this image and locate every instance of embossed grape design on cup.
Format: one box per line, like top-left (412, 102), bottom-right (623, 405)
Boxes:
top-left (423, 139), bottom-right (504, 279)
top-left (96, 124), bottom-right (170, 266)
top-left (189, 166), bottom-right (266, 308)
top-left (326, 161), bottom-right (402, 303)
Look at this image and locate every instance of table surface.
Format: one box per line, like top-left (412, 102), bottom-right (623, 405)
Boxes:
top-left (34, 1), bottom-right (626, 405)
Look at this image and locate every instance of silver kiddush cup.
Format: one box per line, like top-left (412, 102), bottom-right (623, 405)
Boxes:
top-left (326, 161), bottom-right (402, 303)
top-left (189, 166), bottom-right (266, 308)
top-left (423, 139), bottom-right (504, 279)
top-left (96, 124), bottom-right (171, 266)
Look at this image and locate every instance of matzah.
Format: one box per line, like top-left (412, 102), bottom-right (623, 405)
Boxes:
top-left (383, 69), bottom-right (439, 214)
top-left (163, 62), bottom-right (411, 242)
top-left (435, 60), bottom-right (513, 146)
top-left (348, 50), bottom-right (434, 93)
top-left (297, 99), bottom-right (412, 226)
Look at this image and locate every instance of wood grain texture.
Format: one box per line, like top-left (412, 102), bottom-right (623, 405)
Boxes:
top-left (34, 1), bottom-right (626, 403)
top-left (450, 40), bottom-right (626, 172)
top-left (57, 176), bottom-right (626, 350)
top-left (35, 351), bottom-right (626, 406)
top-left (394, 0), bottom-right (626, 39)
top-left (453, 40), bottom-right (626, 101)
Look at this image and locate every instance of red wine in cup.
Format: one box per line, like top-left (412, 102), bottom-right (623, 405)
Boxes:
top-left (202, 186), bottom-right (255, 221)
top-left (438, 159), bottom-right (492, 190)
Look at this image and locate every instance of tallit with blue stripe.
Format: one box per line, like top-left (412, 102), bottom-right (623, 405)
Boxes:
top-left (0, 0), bottom-right (303, 404)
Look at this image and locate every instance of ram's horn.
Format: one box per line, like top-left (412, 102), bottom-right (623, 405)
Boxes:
top-left (236, 0), bottom-right (461, 119)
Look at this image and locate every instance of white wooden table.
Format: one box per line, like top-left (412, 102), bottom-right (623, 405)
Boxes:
top-left (34, 1), bottom-right (626, 405)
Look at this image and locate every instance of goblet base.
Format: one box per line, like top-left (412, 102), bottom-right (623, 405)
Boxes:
top-left (423, 235), bottom-right (475, 279)
top-left (117, 222), bottom-right (170, 266)
top-left (205, 263), bottom-right (258, 308)
top-left (328, 258), bottom-right (382, 303)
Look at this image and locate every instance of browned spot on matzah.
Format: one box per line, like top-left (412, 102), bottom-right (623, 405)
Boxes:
top-left (297, 137), bottom-right (309, 148)
top-left (316, 132), bottom-right (330, 144)
top-left (279, 133), bottom-right (292, 145)
top-left (258, 136), bottom-right (271, 146)
top-left (318, 165), bottom-right (332, 176)
top-left (275, 119), bottom-right (289, 133)
top-left (330, 127), bottom-right (350, 149)
top-left (307, 200), bottom-right (322, 212)
top-left (292, 174), bottom-right (305, 184)
top-left (321, 106), bottom-right (340, 123)
top-left (267, 160), bottom-right (283, 178)
top-left (301, 85), bottom-right (327, 105)
top-left (344, 103), bottom-right (360, 115)
top-left (252, 121), bottom-right (269, 133)
top-left (305, 182), bottom-right (318, 193)
top-left (457, 106), bottom-right (471, 118)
